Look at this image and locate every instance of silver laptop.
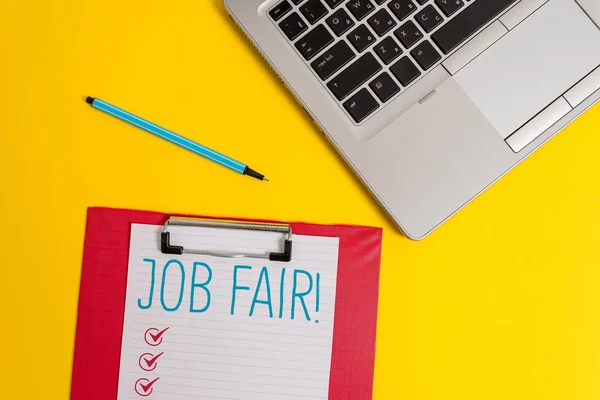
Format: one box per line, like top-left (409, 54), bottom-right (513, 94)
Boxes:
top-left (225, 0), bottom-right (600, 239)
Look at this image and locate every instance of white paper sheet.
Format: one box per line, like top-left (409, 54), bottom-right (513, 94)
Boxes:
top-left (116, 223), bottom-right (339, 400)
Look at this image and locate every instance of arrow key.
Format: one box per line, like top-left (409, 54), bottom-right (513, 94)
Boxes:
top-left (435, 0), bottom-right (464, 17)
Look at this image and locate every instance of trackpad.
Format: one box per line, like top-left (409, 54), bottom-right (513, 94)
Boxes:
top-left (455, 0), bottom-right (600, 139)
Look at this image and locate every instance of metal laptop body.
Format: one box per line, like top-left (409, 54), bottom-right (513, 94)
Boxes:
top-left (225, 0), bottom-right (600, 239)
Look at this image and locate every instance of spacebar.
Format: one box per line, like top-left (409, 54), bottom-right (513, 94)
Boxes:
top-left (431, 0), bottom-right (518, 54)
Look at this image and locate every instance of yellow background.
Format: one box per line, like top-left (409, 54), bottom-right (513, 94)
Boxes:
top-left (2, 1), bottom-right (600, 399)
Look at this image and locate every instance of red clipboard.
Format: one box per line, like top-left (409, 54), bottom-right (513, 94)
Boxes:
top-left (71, 207), bottom-right (382, 400)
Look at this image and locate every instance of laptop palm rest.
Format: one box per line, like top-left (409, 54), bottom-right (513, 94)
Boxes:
top-left (454, 0), bottom-right (600, 140)
top-left (576, 0), bottom-right (600, 26)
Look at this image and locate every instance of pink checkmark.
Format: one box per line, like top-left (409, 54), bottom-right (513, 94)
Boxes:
top-left (134, 377), bottom-right (160, 397)
top-left (144, 327), bottom-right (170, 346)
top-left (138, 352), bottom-right (164, 372)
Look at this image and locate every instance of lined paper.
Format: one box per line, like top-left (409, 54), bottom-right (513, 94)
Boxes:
top-left (116, 224), bottom-right (339, 400)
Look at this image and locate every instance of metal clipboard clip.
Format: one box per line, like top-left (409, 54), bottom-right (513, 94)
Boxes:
top-left (160, 217), bottom-right (293, 262)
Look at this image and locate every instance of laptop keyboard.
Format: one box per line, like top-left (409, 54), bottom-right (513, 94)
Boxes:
top-left (269, 0), bottom-right (518, 123)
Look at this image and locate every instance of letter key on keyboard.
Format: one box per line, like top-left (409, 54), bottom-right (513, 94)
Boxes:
top-left (346, 0), bottom-right (376, 20)
top-left (374, 36), bottom-right (403, 65)
top-left (326, 9), bottom-right (355, 36)
top-left (394, 20), bottom-right (423, 48)
top-left (434, 0), bottom-right (464, 17)
top-left (416, 5), bottom-right (444, 33)
top-left (347, 25), bottom-right (377, 52)
top-left (388, 0), bottom-right (418, 21)
top-left (368, 9), bottom-right (397, 36)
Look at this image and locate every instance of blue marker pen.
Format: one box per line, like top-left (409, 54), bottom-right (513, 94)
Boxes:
top-left (85, 97), bottom-right (268, 181)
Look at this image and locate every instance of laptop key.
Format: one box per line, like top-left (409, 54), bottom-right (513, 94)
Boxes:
top-left (324, 0), bottom-right (345, 8)
top-left (390, 56), bottom-right (421, 86)
top-left (269, 1), bottom-right (292, 21)
top-left (344, 88), bottom-right (380, 122)
top-left (295, 25), bottom-right (334, 60)
top-left (326, 9), bottom-right (355, 36)
top-left (374, 36), bottom-right (403, 65)
top-left (291, 0), bottom-right (303, 4)
top-left (416, 5), bottom-right (444, 33)
top-left (394, 20), bottom-right (423, 48)
top-left (388, 0), bottom-right (417, 21)
top-left (369, 72), bottom-right (401, 102)
top-left (431, 0), bottom-right (519, 54)
top-left (368, 9), bottom-right (397, 37)
top-left (279, 13), bottom-right (308, 40)
top-left (311, 41), bottom-right (356, 80)
top-left (347, 25), bottom-right (376, 52)
top-left (300, 0), bottom-right (329, 24)
top-left (328, 53), bottom-right (382, 100)
top-left (346, 0), bottom-right (376, 21)
top-left (435, 0), bottom-right (464, 17)
top-left (410, 40), bottom-right (441, 70)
